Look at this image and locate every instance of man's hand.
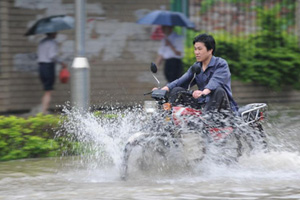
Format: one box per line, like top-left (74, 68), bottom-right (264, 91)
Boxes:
top-left (152, 86), bottom-right (169, 91)
top-left (161, 86), bottom-right (169, 91)
top-left (61, 62), bottom-right (68, 69)
top-left (192, 90), bottom-right (203, 99)
top-left (193, 89), bottom-right (211, 99)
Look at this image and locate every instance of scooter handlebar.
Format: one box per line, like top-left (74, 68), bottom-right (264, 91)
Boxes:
top-left (144, 91), bottom-right (153, 96)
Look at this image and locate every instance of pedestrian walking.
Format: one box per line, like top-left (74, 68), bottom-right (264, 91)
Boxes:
top-left (155, 25), bottom-right (184, 82)
top-left (37, 32), bottom-right (67, 114)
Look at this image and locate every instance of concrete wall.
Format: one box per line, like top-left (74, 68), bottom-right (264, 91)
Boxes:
top-left (0, 0), bottom-right (299, 113)
top-left (0, 0), bottom-right (169, 113)
top-left (232, 81), bottom-right (300, 105)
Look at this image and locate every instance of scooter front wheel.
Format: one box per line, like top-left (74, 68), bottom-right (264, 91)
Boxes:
top-left (120, 133), bottom-right (170, 180)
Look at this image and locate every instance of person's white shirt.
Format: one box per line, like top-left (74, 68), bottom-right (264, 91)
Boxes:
top-left (158, 32), bottom-right (184, 59)
top-left (37, 37), bottom-right (61, 63)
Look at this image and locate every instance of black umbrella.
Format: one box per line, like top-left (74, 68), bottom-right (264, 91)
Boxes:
top-left (25, 15), bottom-right (74, 36)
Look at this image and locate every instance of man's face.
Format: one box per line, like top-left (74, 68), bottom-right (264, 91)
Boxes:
top-left (194, 42), bottom-right (213, 62)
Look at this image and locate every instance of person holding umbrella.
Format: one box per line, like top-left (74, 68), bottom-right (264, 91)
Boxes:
top-left (155, 25), bottom-right (184, 83)
top-left (25, 15), bottom-right (74, 114)
top-left (37, 32), bottom-right (67, 114)
top-left (137, 10), bottom-right (195, 83)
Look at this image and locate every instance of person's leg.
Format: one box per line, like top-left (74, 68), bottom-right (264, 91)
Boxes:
top-left (174, 59), bottom-right (183, 80)
top-left (169, 87), bottom-right (201, 108)
top-left (164, 59), bottom-right (183, 83)
top-left (203, 87), bottom-right (231, 112)
top-left (164, 59), bottom-right (173, 83)
top-left (41, 91), bottom-right (52, 114)
top-left (39, 63), bottom-right (55, 114)
top-left (169, 87), bottom-right (186, 105)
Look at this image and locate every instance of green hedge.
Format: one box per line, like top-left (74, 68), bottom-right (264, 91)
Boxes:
top-left (0, 114), bottom-right (74, 161)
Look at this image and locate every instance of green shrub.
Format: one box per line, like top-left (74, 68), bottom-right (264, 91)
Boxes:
top-left (0, 114), bottom-right (74, 161)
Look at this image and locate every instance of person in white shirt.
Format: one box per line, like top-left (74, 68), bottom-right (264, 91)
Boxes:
top-left (37, 32), bottom-right (67, 114)
top-left (155, 26), bottom-right (184, 82)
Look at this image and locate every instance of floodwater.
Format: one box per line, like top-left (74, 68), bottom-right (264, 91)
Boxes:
top-left (1, 104), bottom-right (300, 200)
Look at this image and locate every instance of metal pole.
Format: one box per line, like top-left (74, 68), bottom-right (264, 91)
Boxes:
top-left (182, 0), bottom-right (187, 38)
top-left (75, 0), bottom-right (85, 56)
top-left (71, 0), bottom-right (90, 111)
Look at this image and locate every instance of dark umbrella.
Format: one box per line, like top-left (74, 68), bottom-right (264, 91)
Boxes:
top-left (25, 15), bottom-right (74, 36)
top-left (137, 10), bottom-right (195, 29)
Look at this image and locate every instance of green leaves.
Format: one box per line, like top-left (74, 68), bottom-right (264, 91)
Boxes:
top-left (0, 115), bottom-right (63, 161)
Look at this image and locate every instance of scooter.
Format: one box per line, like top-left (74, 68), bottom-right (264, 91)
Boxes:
top-left (120, 63), bottom-right (268, 180)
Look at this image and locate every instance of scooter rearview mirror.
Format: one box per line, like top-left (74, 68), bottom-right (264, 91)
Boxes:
top-left (150, 62), bottom-right (157, 73)
top-left (150, 62), bottom-right (160, 88)
top-left (191, 65), bottom-right (201, 75)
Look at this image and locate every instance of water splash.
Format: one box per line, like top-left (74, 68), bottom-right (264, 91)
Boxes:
top-left (55, 104), bottom-right (300, 182)
top-left (57, 106), bottom-right (148, 171)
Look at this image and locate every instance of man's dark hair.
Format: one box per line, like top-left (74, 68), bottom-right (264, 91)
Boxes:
top-left (193, 34), bottom-right (216, 55)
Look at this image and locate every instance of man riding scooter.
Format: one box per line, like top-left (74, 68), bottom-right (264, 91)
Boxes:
top-left (154, 33), bottom-right (238, 114)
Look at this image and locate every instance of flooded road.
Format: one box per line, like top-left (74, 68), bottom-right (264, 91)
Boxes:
top-left (1, 104), bottom-right (300, 200)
